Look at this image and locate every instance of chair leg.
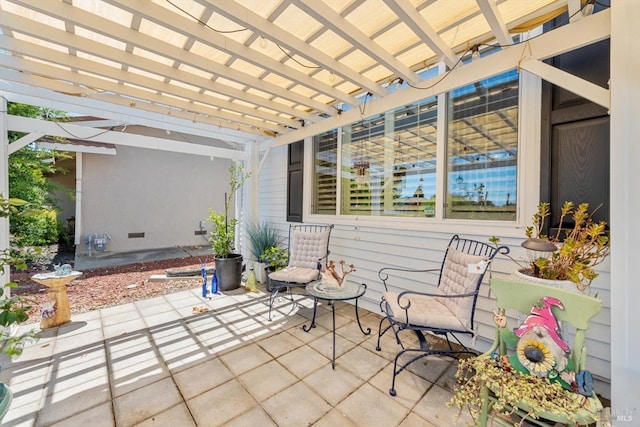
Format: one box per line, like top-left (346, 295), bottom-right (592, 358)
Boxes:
top-left (478, 384), bottom-right (490, 427)
top-left (389, 347), bottom-right (431, 396)
top-left (376, 316), bottom-right (391, 351)
top-left (443, 332), bottom-right (476, 356)
top-left (389, 349), bottom-right (403, 396)
top-left (269, 285), bottom-right (304, 321)
top-left (268, 287), bottom-right (281, 321)
top-left (388, 335), bottom-right (476, 397)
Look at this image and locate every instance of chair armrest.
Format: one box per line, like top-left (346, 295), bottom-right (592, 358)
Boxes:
top-left (395, 289), bottom-right (479, 311)
top-left (378, 266), bottom-right (440, 291)
top-left (317, 250), bottom-right (331, 271)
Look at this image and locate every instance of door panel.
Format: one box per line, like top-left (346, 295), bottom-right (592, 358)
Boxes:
top-left (540, 22), bottom-right (610, 232)
top-left (551, 116), bottom-right (610, 226)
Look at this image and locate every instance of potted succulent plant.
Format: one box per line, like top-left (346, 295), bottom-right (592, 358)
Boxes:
top-left (207, 162), bottom-right (250, 291)
top-left (493, 201), bottom-right (610, 292)
top-left (0, 195), bottom-right (40, 421)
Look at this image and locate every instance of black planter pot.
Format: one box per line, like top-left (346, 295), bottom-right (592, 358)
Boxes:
top-left (215, 254), bottom-right (243, 291)
top-left (265, 266), bottom-right (278, 291)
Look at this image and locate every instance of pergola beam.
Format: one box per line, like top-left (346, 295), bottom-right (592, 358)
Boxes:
top-left (0, 36), bottom-right (296, 132)
top-left (519, 58), bottom-right (610, 109)
top-left (476, 0), bottom-right (513, 47)
top-left (8, 132), bottom-right (45, 155)
top-left (0, 78), bottom-right (260, 145)
top-left (266, 8), bottom-right (611, 148)
top-left (292, 0), bottom-right (417, 86)
top-left (0, 10), bottom-right (318, 124)
top-left (7, 115), bottom-right (247, 161)
top-left (199, 0), bottom-right (389, 97)
top-left (9, 0), bottom-right (336, 118)
top-left (99, 0), bottom-right (357, 107)
top-left (383, 0), bottom-right (459, 68)
top-left (36, 141), bottom-right (117, 156)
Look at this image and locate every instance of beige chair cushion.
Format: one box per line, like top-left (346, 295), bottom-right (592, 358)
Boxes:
top-left (288, 229), bottom-right (330, 269)
top-left (268, 266), bottom-right (320, 284)
top-left (384, 291), bottom-right (468, 331)
top-left (383, 248), bottom-right (488, 331)
top-left (438, 248), bottom-right (488, 328)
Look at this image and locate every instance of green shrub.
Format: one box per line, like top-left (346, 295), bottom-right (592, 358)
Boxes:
top-left (261, 246), bottom-right (288, 270)
top-left (10, 207), bottom-right (59, 246)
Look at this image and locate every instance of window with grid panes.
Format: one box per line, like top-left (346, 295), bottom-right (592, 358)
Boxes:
top-left (340, 96), bottom-right (438, 217)
top-left (445, 70), bottom-right (519, 220)
top-left (311, 69), bottom-right (519, 221)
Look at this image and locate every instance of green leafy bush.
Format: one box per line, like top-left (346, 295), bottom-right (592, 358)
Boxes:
top-left (0, 195), bottom-right (39, 356)
top-left (261, 246), bottom-right (288, 271)
top-left (0, 283), bottom-right (39, 357)
top-left (10, 207), bottom-right (59, 246)
top-left (7, 102), bottom-right (70, 251)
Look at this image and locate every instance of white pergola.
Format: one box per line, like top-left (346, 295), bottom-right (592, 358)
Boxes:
top-left (0, 0), bottom-right (638, 414)
top-left (0, 1), bottom-right (606, 149)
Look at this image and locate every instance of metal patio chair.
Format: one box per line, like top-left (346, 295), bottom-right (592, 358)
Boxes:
top-left (267, 224), bottom-right (334, 321)
top-left (376, 234), bottom-right (509, 396)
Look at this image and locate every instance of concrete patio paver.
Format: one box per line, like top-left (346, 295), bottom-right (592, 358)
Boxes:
top-left (2, 285), bottom-right (473, 426)
top-left (262, 381), bottom-right (331, 426)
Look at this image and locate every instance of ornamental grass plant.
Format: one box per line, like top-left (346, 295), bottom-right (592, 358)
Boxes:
top-left (246, 221), bottom-right (281, 262)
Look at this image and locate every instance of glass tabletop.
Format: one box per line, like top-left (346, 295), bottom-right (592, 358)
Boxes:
top-left (306, 280), bottom-right (366, 301)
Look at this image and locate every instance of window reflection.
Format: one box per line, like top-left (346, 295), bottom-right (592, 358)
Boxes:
top-left (312, 69), bottom-right (519, 221)
top-left (446, 70), bottom-right (519, 220)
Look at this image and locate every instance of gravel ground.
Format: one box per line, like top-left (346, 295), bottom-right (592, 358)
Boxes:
top-left (11, 246), bottom-right (207, 324)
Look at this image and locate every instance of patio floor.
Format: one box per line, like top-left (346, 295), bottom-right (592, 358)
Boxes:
top-left (2, 285), bottom-right (474, 427)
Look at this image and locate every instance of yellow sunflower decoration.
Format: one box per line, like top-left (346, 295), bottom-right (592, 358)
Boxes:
top-left (516, 339), bottom-right (555, 376)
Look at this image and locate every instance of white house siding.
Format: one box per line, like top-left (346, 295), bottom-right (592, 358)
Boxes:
top-left (248, 146), bottom-right (290, 250)
top-left (256, 148), bottom-right (288, 228)
top-left (80, 145), bottom-right (232, 254)
top-left (256, 144), bottom-right (612, 398)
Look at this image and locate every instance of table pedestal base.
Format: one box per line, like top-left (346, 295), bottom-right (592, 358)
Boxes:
top-left (303, 284), bottom-right (371, 369)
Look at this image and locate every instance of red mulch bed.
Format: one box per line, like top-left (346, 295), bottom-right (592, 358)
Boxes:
top-left (12, 256), bottom-right (206, 324)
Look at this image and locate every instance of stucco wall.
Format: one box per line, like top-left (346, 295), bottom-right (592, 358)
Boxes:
top-left (79, 144), bottom-right (232, 254)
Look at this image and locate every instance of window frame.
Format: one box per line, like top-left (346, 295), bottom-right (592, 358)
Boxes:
top-left (304, 67), bottom-right (542, 239)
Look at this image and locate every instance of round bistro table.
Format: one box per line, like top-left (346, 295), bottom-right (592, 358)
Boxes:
top-left (303, 280), bottom-right (371, 369)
